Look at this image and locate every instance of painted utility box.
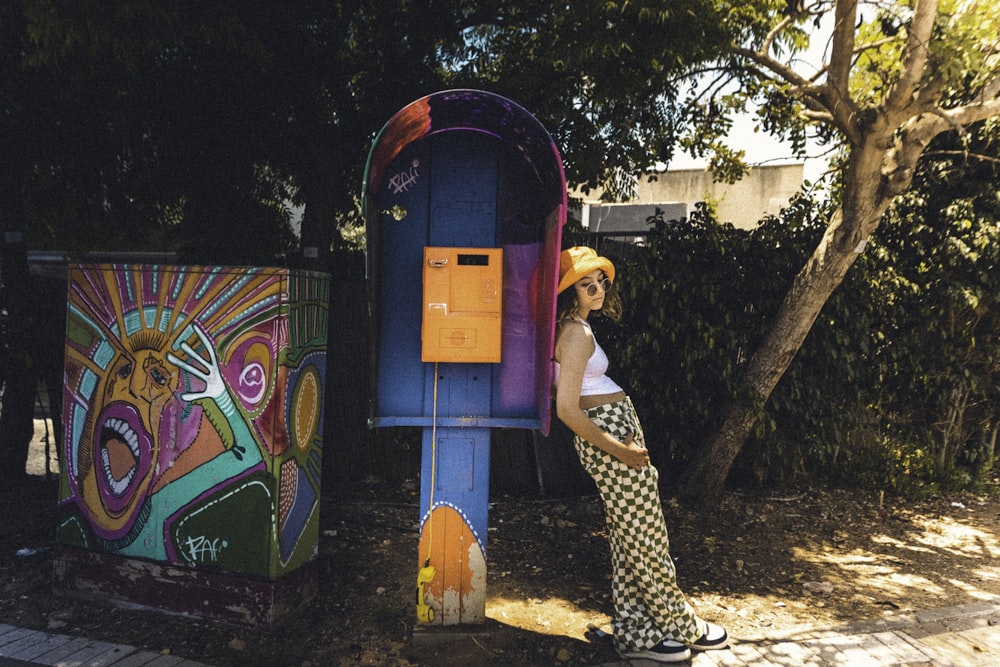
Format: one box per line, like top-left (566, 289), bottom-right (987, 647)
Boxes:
top-left (54, 264), bottom-right (329, 627)
top-left (364, 90), bottom-right (565, 626)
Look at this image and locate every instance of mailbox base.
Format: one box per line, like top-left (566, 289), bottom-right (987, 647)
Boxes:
top-left (52, 546), bottom-right (317, 629)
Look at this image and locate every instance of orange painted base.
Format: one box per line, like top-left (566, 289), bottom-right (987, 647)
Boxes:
top-left (417, 505), bottom-right (486, 625)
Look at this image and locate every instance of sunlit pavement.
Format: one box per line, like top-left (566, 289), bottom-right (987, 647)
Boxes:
top-left (0, 623), bottom-right (211, 666)
top-left (1, 599), bottom-right (998, 666)
top-left (599, 598), bottom-right (1000, 666)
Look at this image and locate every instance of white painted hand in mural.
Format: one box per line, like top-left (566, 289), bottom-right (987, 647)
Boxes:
top-left (167, 326), bottom-right (226, 403)
top-left (167, 324), bottom-right (254, 462)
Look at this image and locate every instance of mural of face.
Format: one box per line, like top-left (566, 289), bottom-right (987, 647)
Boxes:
top-left (77, 333), bottom-right (179, 541)
top-left (62, 264), bottom-right (328, 576)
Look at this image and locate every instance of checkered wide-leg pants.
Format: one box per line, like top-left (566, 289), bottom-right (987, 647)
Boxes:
top-left (575, 397), bottom-right (706, 652)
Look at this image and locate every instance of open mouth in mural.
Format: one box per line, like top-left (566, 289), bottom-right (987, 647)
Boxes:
top-left (95, 402), bottom-right (154, 513)
top-left (102, 417), bottom-right (140, 493)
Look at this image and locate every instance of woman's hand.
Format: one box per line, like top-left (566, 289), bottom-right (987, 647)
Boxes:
top-left (617, 433), bottom-right (650, 470)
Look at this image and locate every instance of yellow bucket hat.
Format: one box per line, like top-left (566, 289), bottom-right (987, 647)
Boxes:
top-left (558, 246), bottom-right (616, 294)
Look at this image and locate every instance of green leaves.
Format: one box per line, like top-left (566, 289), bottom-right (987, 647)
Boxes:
top-left (576, 131), bottom-right (997, 495)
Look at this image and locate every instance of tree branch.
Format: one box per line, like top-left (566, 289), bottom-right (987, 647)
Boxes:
top-left (733, 45), bottom-right (811, 90)
top-left (925, 149), bottom-right (1000, 166)
top-left (882, 94), bottom-right (1000, 195)
top-left (731, 44), bottom-right (849, 134)
top-left (885, 0), bottom-right (938, 119)
top-left (757, 14), bottom-right (797, 61)
top-left (815, 0), bottom-right (867, 144)
top-left (941, 94), bottom-right (1000, 127)
top-left (827, 0), bottom-right (857, 93)
top-left (802, 109), bottom-right (836, 122)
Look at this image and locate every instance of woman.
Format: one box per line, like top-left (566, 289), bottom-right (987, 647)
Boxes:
top-left (553, 246), bottom-right (729, 663)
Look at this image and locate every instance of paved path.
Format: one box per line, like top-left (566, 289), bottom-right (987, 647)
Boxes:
top-left (2, 599), bottom-right (998, 666)
top-left (0, 624), bottom-right (210, 667)
top-left (600, 599), bottom-right (1000, 666)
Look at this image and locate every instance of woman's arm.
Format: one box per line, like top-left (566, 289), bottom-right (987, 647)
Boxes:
top-left (554, 321), bottom-right (648, 469)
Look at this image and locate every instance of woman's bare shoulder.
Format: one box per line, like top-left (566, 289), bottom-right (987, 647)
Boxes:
top-left (555, 318), bottom-right (593, 357)
top-left (556, 317), bottom-right (589, 339)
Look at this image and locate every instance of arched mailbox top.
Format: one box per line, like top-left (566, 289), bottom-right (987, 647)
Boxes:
top-left (363, 89), bottom-right (566, 218)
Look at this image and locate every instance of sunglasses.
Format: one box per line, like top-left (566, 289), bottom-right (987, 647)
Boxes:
top-left (577, 277), bottom-right (612, 297)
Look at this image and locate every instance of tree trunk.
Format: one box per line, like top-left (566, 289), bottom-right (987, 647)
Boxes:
top-left (678, 143), bottom-right (893, 506)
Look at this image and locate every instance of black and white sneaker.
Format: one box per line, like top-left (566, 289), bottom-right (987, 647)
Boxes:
top-left (620, 638), bottom-right (692, 663)
top-left (688, 622), bottom-right (729, 650)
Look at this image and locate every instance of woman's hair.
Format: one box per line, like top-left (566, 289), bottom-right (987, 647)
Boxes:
top-left (556, 276), bottom-right (623, 323)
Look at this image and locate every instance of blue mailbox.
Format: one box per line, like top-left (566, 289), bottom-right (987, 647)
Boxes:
top-left (363, 89), bottom-right (565, 625)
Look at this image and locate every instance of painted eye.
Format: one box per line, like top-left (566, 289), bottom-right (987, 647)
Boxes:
top-left (150, 368), bottom-right (168, 386)
top-left (117, 363), bottom-right (132, 379)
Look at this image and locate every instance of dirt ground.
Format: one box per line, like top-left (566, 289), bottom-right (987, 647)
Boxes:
top-left (3, 426), bottom-right (1000, 666)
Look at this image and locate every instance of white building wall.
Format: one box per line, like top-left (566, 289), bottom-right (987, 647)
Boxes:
top-left (576, 163), bottom-right (805, 230)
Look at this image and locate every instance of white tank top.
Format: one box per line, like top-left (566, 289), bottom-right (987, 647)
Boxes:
top-left (554, 318), bottom-right (625, 396)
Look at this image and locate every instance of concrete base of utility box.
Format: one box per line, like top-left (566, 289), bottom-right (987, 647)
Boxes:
top-left (52, 546), bottom-right (317, 629)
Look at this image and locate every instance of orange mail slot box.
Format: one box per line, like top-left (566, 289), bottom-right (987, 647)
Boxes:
top-left (421, 247), bottom-right (503, 363)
